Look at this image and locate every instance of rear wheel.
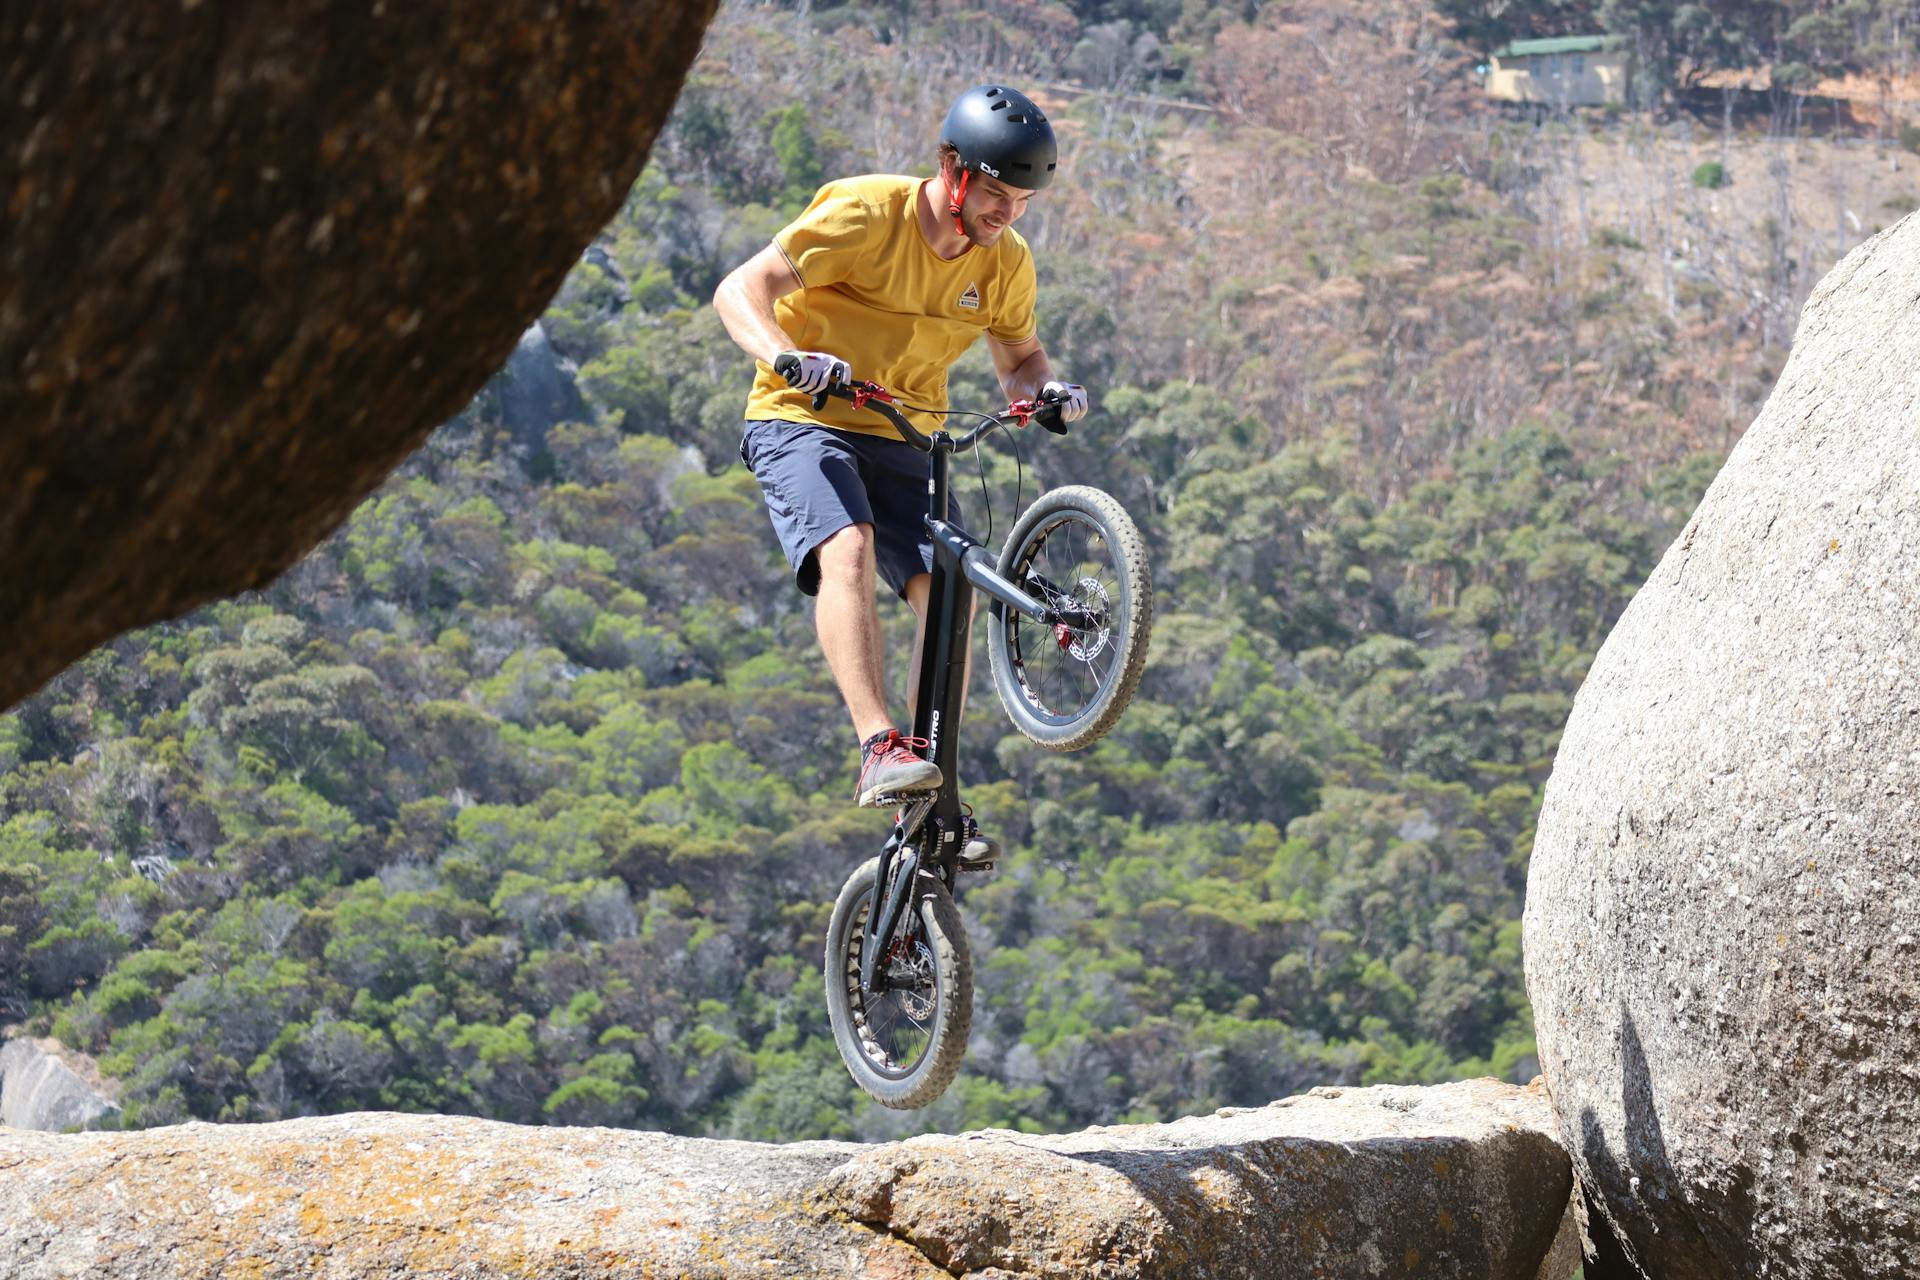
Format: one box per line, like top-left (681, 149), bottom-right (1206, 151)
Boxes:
top-left (987, 485), bottom-right (1152, 752)
top-left (824, 855), bottom-right (972, 1109)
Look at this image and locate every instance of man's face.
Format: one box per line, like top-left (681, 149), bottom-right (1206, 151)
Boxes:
top-left (959, 169), bottom-right (1036, 246)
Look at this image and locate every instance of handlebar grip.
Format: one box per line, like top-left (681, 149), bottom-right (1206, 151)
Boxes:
top-left (773, 352), bottom-right (838, 412)
top-left (1033, 395), bottom-right (1070, 435)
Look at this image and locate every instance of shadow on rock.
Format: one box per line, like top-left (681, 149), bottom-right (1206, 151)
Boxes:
top-left (1578, 1007), bottom-right (1763, 1279)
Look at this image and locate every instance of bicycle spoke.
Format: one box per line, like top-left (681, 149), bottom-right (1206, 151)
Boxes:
top-left (885, 999), bottom-right (927, 1054)
top-left (867, 995), bottom-right (900, 1041)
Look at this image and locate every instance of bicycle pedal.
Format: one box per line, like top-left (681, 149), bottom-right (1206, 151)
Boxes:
top-left (884, 796), bottom-right (938, 843)
top-left (957, 860), bottom-right (995, 873)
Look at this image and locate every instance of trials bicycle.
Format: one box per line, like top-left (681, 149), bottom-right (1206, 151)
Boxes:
top-left (771, 355), bottom-right (1153, 1109)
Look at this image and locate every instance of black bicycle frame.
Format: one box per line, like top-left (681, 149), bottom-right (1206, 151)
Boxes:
top-left (818, 386), bottom-right (1062, 998)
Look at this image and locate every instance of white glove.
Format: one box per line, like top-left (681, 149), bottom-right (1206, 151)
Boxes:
top-left (777, 350), bottom-right (850, 396)
top-left (1041, 380), bottom-right (1089, 423)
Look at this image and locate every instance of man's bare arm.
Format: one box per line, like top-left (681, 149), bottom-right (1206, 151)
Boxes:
top-left (989, 333), bottom-right (1053, 402)
top-left (713, 244), bottom-right (805, 365)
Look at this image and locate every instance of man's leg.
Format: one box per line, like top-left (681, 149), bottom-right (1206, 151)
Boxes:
top-left (740, 420), bottom-right (936, 807)
top-left (815, 526), bottom-right (942, 806)
top-left (814, 523), bottom-right (895, 741)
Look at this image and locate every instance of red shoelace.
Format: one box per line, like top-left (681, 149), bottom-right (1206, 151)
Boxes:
top-left (867, 729), bottom-right (931, 760)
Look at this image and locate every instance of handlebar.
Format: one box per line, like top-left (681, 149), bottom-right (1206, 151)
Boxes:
top-left (771, 352), bottom-right (1068, 453)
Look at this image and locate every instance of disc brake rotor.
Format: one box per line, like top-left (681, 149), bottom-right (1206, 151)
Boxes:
top-left (1060, 576), bottom-right (1112, 661)
top-left (888, 940), bottom-right (937, 1022)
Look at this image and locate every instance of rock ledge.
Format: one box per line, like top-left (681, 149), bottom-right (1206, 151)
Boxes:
top-left (0, 1078), bottom-right (1568, 1279)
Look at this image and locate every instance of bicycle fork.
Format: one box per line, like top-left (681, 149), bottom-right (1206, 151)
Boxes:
top-left (860, 795), bottom-right (936, 995)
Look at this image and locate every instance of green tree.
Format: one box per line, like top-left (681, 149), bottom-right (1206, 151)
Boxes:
top-left (767, 103), bottom-right (825, 213)
top-left (0, 860), bottom-right (48, 1005)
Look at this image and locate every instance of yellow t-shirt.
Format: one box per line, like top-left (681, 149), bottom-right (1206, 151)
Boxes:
top-left (744, 173), bottom-right (1038, 438)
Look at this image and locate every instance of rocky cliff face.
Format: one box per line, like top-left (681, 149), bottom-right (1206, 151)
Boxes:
top-left (1524, 214), bottom-right (1920, 1277)
top-left (0, 2), bottom-right (716, 711)
top-left (474, 321), bottom-right (593, 460)
top-left (0, 1079), bottom-right (1572, 1279)
top-left (0, 1038), bottom-right (119, 1133)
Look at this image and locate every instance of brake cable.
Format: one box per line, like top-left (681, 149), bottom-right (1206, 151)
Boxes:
top-left (864, 395), bottom-right (1033, 548)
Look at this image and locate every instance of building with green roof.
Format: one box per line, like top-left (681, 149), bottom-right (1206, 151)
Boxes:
top-left (1481, 34), bottom-right (1633, 108)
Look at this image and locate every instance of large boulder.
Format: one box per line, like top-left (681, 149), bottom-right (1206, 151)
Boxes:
top-left (0, 1079), bottom-right (1571, 1278)
top-left (0, 1038), bottom-right (119, 1133)
top-left (0, 2), bottom-right (716, 711)
top-left (1524, 214), bottom-right (1920, 1277)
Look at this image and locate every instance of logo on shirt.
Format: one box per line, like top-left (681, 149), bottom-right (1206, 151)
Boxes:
top-left (957, 282), bottom-right (980, 310)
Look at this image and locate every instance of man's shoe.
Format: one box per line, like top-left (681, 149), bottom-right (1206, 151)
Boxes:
top-left (958, 813), bottom-right (999, 865)
top-left (856, 729), bottom-right (941, 807)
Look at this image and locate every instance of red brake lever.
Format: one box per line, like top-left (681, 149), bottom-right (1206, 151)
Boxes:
top-left (849, 380), bottom-right (894, 411)
top-left (1006, 397), bottom-right (1038, 427)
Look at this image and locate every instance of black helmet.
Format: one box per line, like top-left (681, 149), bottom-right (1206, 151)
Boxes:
top-left (940, 85), bottom-right (1057, 191)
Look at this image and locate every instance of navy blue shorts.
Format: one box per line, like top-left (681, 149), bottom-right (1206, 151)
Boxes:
top-left (740, 418), bottom-right (962, 599)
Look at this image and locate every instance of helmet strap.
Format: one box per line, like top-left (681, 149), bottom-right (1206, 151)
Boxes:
top-left (942, 168), bottom-right (970, 238)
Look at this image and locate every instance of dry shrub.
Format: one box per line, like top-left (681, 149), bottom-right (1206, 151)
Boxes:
top-left (1201, 0), bottom-right (1471, 186)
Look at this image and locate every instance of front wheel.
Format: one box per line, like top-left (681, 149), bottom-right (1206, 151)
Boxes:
top-left (824, 856), bottom-right (972, 1109)
top-left (987, 485), bottom-right (1153, 752)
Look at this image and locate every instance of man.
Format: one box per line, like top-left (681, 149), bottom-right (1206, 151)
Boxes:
top-left (713, 84), bottom-right (1089, 857)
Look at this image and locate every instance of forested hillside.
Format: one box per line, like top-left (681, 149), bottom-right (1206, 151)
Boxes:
top-left (2, 0), bottom-right (1910, 1141)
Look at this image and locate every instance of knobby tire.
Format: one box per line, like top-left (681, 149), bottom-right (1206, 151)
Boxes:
top-left (987, 485), bottom-right (1153, 752)
top-left (824, 856), bottom-right (972, 1109)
